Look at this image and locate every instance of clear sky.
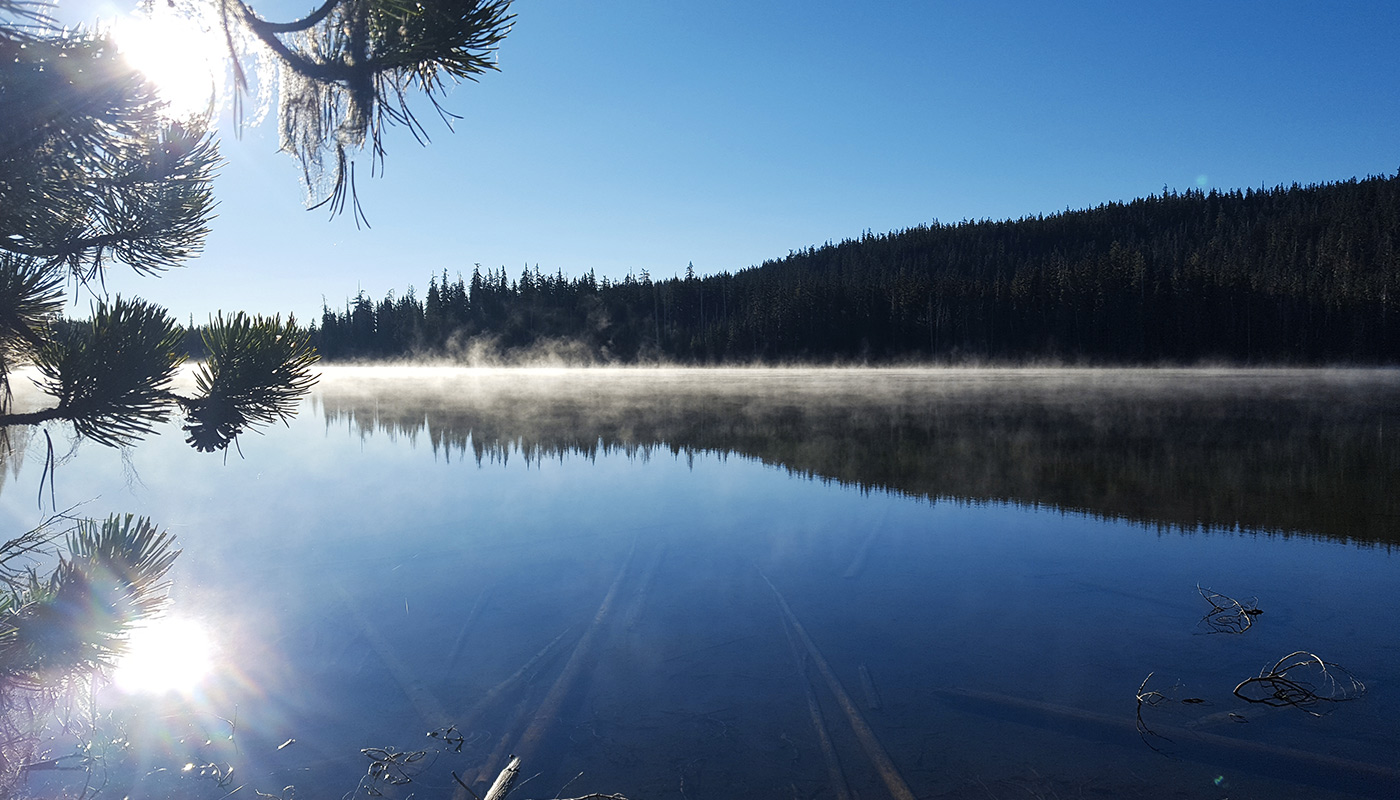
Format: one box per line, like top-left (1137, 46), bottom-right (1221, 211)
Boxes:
top-left (60, 0), bottom-right (1400, 324)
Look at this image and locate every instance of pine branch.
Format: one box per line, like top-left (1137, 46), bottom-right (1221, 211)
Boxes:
top-left (31, 297), bottom-right (184, 448)
top-left (219, 0), bottom-right (512, 215)
top-left (181, 312), bottom-right (320, 452)
top-left (0, 514), bottom-right (178, 677)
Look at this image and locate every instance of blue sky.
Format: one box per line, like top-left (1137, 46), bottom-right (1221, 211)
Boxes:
top-left (64, 0), bottom-right (1400, 323)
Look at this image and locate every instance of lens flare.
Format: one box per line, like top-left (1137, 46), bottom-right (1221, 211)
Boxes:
top-left (113, 617), bottom-right (217, 695)
top-left (112, 8), bottom-right (223, 120)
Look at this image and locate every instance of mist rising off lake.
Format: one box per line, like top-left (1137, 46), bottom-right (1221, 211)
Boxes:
top-left (3, 368), bottom-right (1397, 799)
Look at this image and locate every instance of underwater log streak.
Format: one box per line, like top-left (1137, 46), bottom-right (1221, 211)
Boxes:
top-left (499, 551), bottom-right (634, 775)
top-left (336, 586), bottom-right (450, 729)
top-left (781, 611), bottom-right (852, 800)
top-left (763, 572), bottom-right (916, 800)
top-left (859, 664), bottom-right (883, 711)
top-left (936, 687), bottom-right (1400, 794)
top-left (443, 585), bottom-right (492, 680)
top-left (624, 543), bottom-right (666, 631)
top-left (456, 627), bottom-right (573, 742)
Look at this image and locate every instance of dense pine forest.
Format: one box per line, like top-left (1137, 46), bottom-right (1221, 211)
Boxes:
top-left (314, 173), bottom-right (1400, 363)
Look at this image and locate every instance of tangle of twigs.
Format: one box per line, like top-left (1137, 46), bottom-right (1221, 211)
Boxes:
top-left (357, 746), bottom-right (432, 796)
top-left (1195, 584), bottom-right (1262, 635)
top-left (1233, 651), bottom-right (1365, 715)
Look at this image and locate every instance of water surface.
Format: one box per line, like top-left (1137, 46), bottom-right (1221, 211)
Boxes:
top-left (2, 368), bottom-right (1397, 799)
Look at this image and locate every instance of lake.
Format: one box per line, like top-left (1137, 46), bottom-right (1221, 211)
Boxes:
top-left (2, 367), bottom-right (1397, 799)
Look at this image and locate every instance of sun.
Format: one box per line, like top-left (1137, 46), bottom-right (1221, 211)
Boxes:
top-left (111, 6), bottom-right (226, 121)
top-left (112, 616), bottom-right (218, 695)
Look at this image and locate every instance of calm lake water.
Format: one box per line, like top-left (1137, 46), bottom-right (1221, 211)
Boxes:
top-left (2, 367), bottom-right (1398, 800)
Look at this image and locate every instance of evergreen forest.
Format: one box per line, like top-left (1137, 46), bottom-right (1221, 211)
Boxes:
top-left (314, 172), bottom-right (1400, 364)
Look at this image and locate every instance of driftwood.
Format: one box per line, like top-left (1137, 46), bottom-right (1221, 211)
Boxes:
top-left (763, 572), bottom-right (916, 800)
top-left (482, 755), bottom-right (520, 800)
top-left (460, 756), bottom-right (630, 800)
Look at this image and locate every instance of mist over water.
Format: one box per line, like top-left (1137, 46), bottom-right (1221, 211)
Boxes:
top-left (316, 366), bottom-right (1400, 545)
top-left (1, 367), bottom-right (1397, 799)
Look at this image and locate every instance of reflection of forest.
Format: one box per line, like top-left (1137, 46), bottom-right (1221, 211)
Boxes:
top-left (316, 369), bottom-right (1400, 546)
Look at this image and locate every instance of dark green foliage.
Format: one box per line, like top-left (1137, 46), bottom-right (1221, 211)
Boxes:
top-left (182, 313), bottom-right (320, 451)
top-left (0, 8), bottom-right (319, 453)
top-left (316, 173), bottom-right (1400, 364)
top-left (0, 1), bottom-right (249, 452)
top-left (33, 298), bottom-right (184, 447)
top-left (0, 515), bottom-right (178, 679)
top-left (0, 24), bottom-right (219, 279)
top-left (0, 256), bottom-right (63, 388)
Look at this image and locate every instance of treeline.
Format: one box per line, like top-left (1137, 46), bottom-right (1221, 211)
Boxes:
top-left (314, 173), bottom-right (1400, 363)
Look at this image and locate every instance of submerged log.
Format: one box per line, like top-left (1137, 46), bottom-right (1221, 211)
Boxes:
top-left (461, 627), bottom-right (572, 733)
top-left (443, 585), bottom-right (492, 679)
top-left (842, 527), bottom-right (881, 579)
top-left (859, 664), bottom-right (883, 711)
top-left (624, 543), bottom-right (666, 631)
top-left (336, 586), bottom-right (449, 729)
top-left (470, 545), bottom-right (636, 790)
top-left (937, 686), bottom-right (1400, 795)
top-left (512, 555), bottom-right (632, 762)
top-left (763, 572), bottom-right (916, 800)
top-left (781, 617), bottom-right (851, 800)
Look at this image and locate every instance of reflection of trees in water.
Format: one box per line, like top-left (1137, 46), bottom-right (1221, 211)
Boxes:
top-left (316, 370), bottom-right (1400, 546)
top-left (0, 426), bottom-right (31, 498)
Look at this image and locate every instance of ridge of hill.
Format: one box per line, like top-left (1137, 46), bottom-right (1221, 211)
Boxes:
top-left (315, 172), bottom-right (1400, 363)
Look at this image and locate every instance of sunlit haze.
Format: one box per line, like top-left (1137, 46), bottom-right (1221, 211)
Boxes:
top-left (113, 617), bottom-right (217, 695)
top-left (112, 5), bottom-right (225, 121)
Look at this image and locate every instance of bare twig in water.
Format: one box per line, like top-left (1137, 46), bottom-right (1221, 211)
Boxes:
top-left (1133, 671), bottom-right (1213, 755)
top-left (1134, 672), bottom-right (1175, 752)
top-left (1196, 585), bottom-right (1262, 634)
top-left (186, 761), bottom-right (237, 788)
top-left (1233, 651), bottom-right (1365, 714)
top-left (429, 725), bottom-right (466, 753)
top-left (357, 746), bottom-right (432, 795)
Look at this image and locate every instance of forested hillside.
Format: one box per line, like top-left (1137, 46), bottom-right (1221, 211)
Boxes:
top-left (315, 173), bottom-right (1400, 363)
